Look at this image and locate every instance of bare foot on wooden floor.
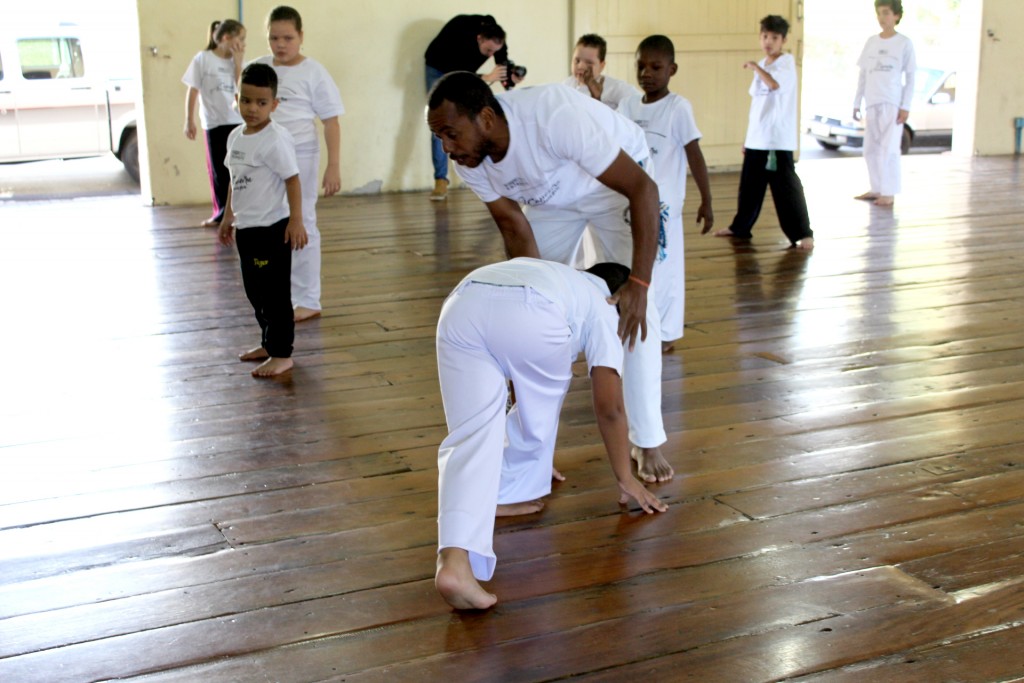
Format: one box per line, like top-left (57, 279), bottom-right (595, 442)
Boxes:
top-left (435, 548), bottom-right (497, 610)
top-left (873, 196), bottom-right (894, 207)
top-left (795, 237), bottom-right (815, 250)
top-left (496, 499), bottom-right (545, 516)
top-left (252, 357), bottom-right (293, 377)
top-left (552, 466), bottom-right (566, 482)
top-left (631, 446), bottom-right (675, 483)
top-left (294, 307), bottom-right (321, 322)
top-left (854, 192), bottom-right (879, 201)
top-left (239, 346), bottom-right (270, 362)
top-left (712, 228), bottom-right (751, 241)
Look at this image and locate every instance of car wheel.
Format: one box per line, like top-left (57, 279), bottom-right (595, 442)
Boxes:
top-left (816, 140), bottom-right (841, 151)
top-left (900, 127), bottom-right (912, 155)
top-left (121, 128), bottom-right (140, 183)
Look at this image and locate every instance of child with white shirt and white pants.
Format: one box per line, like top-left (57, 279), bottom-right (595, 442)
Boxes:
top-left (853, 0), bottom-right (916, 207)
top-left (253, 6), bottom-right (345, 321)
top-left (619, 34), bottom-right (715, 350)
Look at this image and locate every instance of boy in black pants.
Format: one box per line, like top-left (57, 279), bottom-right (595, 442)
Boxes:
top-left (218, 63), bottom-right (306, 377)
top-left (715, 15), bottom-right (813, 250)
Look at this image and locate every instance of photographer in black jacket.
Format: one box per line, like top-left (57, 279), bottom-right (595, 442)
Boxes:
top-left (424, 15), bottom-right (519, 200)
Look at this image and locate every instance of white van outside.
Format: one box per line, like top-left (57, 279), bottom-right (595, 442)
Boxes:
top-left (806, 67), bottom-right (956, 154)
top-left (0, 26), bottom-right (139, 181)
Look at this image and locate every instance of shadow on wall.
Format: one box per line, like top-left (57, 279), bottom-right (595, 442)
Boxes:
top-left (388, 19), bottom-right (445, 193)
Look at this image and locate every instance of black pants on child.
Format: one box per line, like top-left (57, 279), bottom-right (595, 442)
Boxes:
top-left (728, 149), bottom-right (813, 245)
top-left (236, 217), bottom-right (294, 358)
top-left (205, 124), bottom-right (236, 224)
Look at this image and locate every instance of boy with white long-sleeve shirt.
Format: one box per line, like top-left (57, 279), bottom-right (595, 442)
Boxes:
top-left (853, 0), bottom-right (916, 207)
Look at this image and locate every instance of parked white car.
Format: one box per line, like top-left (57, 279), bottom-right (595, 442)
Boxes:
top-left (0, 27), bottom-right (139, 181)
top-left (807, 68), bottom-right (955, 154)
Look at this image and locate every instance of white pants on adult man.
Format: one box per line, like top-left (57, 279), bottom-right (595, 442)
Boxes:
top-left (863, 102), bottom-right (903, 197)
top-left (526, 194), bottom-right (666, 450)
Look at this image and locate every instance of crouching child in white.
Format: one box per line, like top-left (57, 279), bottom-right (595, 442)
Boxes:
top-left (434, 257), bottom-right (668, 610)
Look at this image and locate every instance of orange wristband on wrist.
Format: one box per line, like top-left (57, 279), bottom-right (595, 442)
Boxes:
top-left (628, 275), bottom-right (650, 288)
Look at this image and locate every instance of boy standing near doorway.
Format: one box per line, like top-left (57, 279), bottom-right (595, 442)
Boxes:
top-left (853, 0), bottom-right (916, 207)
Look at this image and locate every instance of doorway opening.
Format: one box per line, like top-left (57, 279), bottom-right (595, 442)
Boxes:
top-left (0, 0), bottom-right (142, 201)
top-left (800, 0), bottom-right (962, 160)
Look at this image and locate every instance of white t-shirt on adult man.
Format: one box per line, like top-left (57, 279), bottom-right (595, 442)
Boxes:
top-left (455, 84), bottom-right (652, 212)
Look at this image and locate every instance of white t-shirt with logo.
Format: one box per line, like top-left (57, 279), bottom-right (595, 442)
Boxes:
top-left (456, 84), bottom-right (652, 212)
top-left (251, 56), bottom-right (345, 153)
top-left (182, 50), bottom-right (243, 129)
top-left (619, 92), bottom-right (701, 218)
top-left (561, 74), bottom-right (639, 111)
top-left (460, 257), bottom-right (623, 374)
top-left (744, 53), bottom-right (799, 151)
top-left (225, 121), bottom-right (300, 228)
top-left (854, 33), bottom-right (916, 110)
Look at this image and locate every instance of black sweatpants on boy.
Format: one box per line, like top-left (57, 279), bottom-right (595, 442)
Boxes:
top-left (205, 124), bottom-right (236, 224)
top-left (728, 149), bottom-right (813, 245)
top-left (236, 217), bottom-right (294, 358)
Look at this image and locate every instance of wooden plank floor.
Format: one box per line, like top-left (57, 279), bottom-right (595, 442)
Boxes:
top-left (1, 153), bottom-right (1022, 682)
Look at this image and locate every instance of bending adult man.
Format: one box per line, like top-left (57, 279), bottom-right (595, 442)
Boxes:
top-left (424, 15), bottom-right (510, 201)
top-left (426, 72), bottom-right (674, 483)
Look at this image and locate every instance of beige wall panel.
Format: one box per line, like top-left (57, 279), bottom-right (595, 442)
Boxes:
top-left (954, 0), bottom-right (1024, 156)
top-left (136, 0), bottom-right (237, 205)
top-left (573, 0), bottom-right (803, 168)
top-left (137, 1), bottom-right (570, 205)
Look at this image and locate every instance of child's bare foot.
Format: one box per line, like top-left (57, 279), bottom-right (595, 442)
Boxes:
top-left (252, 357), bottom-right (293, 377)
top-left (854, 192), bottom-right (879, 201)
top-left (435, 548), bottom-right (497, 610)
top-left (873, 196), bottom-right (894, 206)
top-left (552, 467), bottom-right (566, 482)
top-left (795, 237), bottom-right (814, 250)
top-left (712, 228), bottom-right (751, 241)
top-left (662, 340), bottom-right (676, 353)
top-left (294, 307), bottom-right (321, 322)
top-left (200, 218), bottom-right (220, 228)
top-left (238, 346), bottom-right (270, 362)
top-left (631, 446), bottom-right (675, 483)
top-left (496, 499), bottom-right (545, 516)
